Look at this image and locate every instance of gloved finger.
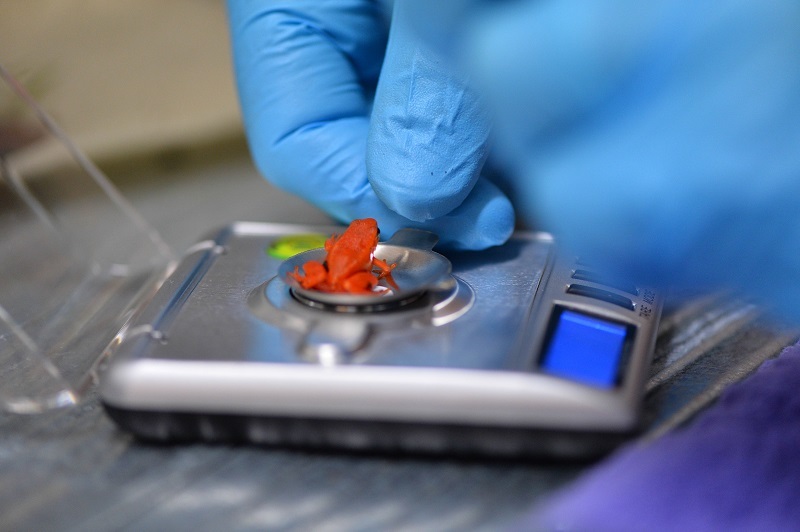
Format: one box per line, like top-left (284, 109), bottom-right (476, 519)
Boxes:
top-left (465, 0), bottom-right (800, 319)
top-left (227, 0), bottom-right (387, 203)
top-left (366, 1), bottom-right (496, 224)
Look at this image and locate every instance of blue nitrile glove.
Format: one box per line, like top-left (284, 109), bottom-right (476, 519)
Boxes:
top-left (226, 1), bottom-right (514, 250)
top-left (406, 0), bottom-right (800, 321)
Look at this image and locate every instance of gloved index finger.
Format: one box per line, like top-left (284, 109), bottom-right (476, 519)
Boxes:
top-left (227, 0), bottom-right (388, 200)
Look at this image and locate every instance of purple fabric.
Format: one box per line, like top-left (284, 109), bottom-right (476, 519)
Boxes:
top-left (521, 341), bottom-right (800, 531)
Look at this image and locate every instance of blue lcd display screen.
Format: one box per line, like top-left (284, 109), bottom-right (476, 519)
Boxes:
top-left (540, 309), bottom-right (630, 388)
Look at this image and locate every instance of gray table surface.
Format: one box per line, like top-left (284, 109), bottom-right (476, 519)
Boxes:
top-left (1, 148), bottom-right (795, 531)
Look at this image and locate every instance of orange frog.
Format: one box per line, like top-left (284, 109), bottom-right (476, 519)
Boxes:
top-left (289, 218), bottom-right (398, 294)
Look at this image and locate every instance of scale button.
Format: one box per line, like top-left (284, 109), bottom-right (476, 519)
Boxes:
top-left (540, 309), bottom-right (629, 388)
top-left (570, 269), bottom-right (639, 296)
top-left (566, 284), bottom-right (635, 311)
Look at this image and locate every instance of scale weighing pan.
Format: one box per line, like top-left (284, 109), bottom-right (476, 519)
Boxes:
top-left (279, 228), bottom-right (454, 308)
top-left (99, 222), bottom-right (663, 458)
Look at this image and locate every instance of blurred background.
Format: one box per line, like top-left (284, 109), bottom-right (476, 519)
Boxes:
top-left (0, 0), bottom-right (331, 252)
top-left (1, 0), bottom-right (241, 168)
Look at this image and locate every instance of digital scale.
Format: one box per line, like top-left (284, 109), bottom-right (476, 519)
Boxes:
top-left (99, 222), bottom-right (662, 458)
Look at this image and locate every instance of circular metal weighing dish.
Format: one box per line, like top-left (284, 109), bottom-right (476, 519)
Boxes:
top-left (278, 231), bottom-right (453, 307)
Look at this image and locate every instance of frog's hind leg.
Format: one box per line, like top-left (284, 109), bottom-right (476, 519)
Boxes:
top-left (289, 260), bottom-right (328, 289)
top-left (372, 258), bottom-right (399, 291)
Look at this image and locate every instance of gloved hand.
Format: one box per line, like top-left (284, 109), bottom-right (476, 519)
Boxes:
top-left (226, 1), bottom-right (515, 250)
top-left (406, 0), bottom-right (800, 321)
